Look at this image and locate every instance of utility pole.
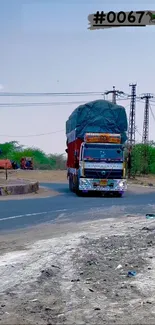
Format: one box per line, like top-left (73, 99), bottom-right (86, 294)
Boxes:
top-left (141, 93), bottom-right (153, 174)
top-left (127, 83), bottom-right (137, 178)
top-left (128, 84), bottom-right (137, 146)
top-left (141, 93), bottom-right (153, 144)
top-left (105, 86), bottom-right (124, 104)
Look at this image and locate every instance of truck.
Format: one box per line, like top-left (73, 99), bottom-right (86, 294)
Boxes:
top-left (65, 99), bottom-right (128, 197)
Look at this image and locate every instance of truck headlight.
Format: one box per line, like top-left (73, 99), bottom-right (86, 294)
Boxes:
top-left (80, 179), bottom-right (87, 184)
top-left (119, 181), bottom-right (124, 187)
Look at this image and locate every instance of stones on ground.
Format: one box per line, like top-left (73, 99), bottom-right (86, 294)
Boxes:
top-left (51, 264), bottom-right (60, 269)
top-left (30, 299), bottom-right (38, 302)
top-left (142, 226), bottom-right (155, 231)
top-left (45, 307), bottom-right (51, 311)
top-left (142, 227), bottom-right (150, 231)
top-left (87, 260), bottom-right (97, 266)
top-left (120, 284), bottom-right (128, 289)
top-left (41, 269), bottom-right (53, 276)
top-left (147, 241), bottom-right (153, 246)
top-left (38, 268), bottom-right (58, 282)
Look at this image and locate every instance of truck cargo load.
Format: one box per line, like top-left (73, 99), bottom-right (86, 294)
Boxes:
top-left (66, 99), bottom-right (128, 144)
top-left (65, 99), bottom-right (128, 197)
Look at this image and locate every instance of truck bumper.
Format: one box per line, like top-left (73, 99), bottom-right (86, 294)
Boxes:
top-left (78, 178), bottom-right (127, 192)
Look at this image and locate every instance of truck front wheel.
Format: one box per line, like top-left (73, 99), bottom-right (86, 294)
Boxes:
top-left (69, 175), bottom-right (74, 192)
top-left (115, 192), bottom-right (123, 197)
top-left (76, 189), bottom-right (84, 196)
top-left (75, 177), bottom-right (84, 196)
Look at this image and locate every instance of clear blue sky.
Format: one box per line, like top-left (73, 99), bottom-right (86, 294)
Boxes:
top-left (0, 0), bottom-right (155, 154)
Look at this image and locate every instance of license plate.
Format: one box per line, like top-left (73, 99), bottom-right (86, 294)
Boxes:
top-left (100, 180), bottom-right (107, 186)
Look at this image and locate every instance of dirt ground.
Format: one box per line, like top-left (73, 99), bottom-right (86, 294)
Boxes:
top-left (128, 175), bottom-right (155, 187)
top-left (0, 170), bottom-right (65, 200)
top-left (1, 215), bottom-right (155, 324)
top-left (0, 169), bottom-right (155, 201)
top-left (0, 170), bottom-right (67, 184)
top-left (1, 170), bottom-right (155, 187)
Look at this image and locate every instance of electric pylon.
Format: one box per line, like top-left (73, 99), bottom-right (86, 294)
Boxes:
top-left (127, 84), bottom-right (137, 146)
top-left (141, 94), bottom-right (153, 143)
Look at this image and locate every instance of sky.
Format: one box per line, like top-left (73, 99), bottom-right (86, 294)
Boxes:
top-left (0, 0), bottom-right (155, 154)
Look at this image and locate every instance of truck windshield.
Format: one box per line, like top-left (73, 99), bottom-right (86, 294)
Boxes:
top-left (83, 144), bottom-right (123, 162)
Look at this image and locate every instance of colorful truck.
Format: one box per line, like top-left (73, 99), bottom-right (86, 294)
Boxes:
top-left (65, 99), bottom-right (128, 196)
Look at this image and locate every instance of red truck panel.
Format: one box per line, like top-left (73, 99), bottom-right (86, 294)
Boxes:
top-left (67, 138), bottom-right (83, 168)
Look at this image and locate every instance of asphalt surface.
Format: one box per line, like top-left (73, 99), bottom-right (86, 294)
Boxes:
top-left (0, 183), bottom-right (155, 233)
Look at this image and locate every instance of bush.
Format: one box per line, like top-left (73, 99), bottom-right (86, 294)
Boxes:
top-left (0, 141), bottom-right (66, 170)
top-left (131, 143), bottom-right (155, 175)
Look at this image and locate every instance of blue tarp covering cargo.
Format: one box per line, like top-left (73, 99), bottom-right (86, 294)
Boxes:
top-left (66, 99), bottom-right (128, 144)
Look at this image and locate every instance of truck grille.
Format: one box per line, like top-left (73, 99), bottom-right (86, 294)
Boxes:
top-left (84, 168), bottom-right (123, 179)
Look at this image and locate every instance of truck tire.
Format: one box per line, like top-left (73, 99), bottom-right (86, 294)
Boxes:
top-left (69, 175), bottom-right (74, 192)
top-left (75, 177), bottom-right (84, 196)
top-left (115, 192), bottom-right (123, 197)
top-left (76, 189), bottom-right (84, 196)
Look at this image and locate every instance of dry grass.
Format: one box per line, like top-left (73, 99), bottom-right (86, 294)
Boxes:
top-left (128, 175), bottom-right (155, 186)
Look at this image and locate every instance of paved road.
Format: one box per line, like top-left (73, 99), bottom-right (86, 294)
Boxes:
top-left (0, 183), bottom-right (155, 232)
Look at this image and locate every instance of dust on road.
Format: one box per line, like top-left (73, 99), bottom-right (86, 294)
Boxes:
top-left (0, 215), bottom-right (155, 324)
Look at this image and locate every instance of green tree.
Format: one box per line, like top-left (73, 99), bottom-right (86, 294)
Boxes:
top-left (0, 141), bottom-right (66, 170)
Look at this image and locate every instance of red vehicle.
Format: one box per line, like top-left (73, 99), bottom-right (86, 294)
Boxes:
top-left (20, 157), bottom-right (33, 170)
top-left (0, 159), bottom-right (12, 169)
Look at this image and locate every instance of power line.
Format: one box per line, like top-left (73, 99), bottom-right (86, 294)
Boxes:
top-left (0, 101), bottom-right (91, 107)
top-left (0, 97), bottom-right (148, 107)
top-left (0, 103), bottom-right (131, 139)
top-left (150, 104), bottom-right (155, 123)
top-left (0, 98), bottom-right (131, 107)
top-left (0, 91), bottom-right (104, 97)
top-left (0, 129), bottom-right (65, 138)
top-left (135, 127), bottom-right (142, 137)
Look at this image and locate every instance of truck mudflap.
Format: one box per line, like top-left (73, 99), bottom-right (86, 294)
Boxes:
top-left (78, 178), bottom-right (127, 192)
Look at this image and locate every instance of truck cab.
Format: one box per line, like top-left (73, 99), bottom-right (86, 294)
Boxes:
top-left (68, 133), bottom-right (127, 196)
